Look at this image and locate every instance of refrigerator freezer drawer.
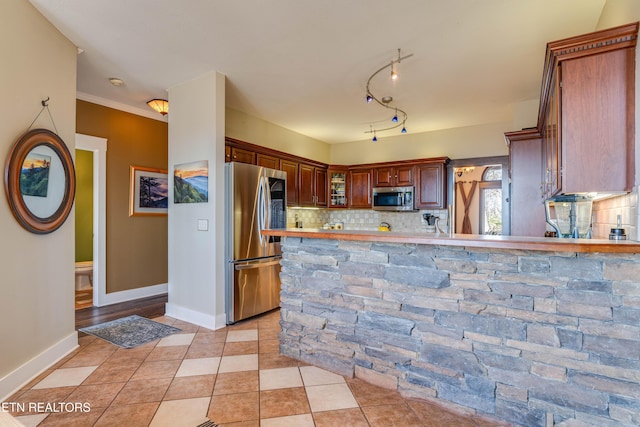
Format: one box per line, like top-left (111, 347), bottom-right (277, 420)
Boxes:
top-left (227, 257), bottom-right (281, 324)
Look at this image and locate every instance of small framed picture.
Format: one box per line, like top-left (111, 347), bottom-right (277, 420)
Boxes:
top-left (129, 165), bottom-right (169, 216)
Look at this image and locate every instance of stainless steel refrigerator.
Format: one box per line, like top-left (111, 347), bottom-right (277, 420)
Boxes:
top-left (225, 162), bottom-right (287, 324)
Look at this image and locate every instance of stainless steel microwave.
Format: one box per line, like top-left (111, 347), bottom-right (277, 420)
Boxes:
top-left (372, 186), bottom-right (416, 211)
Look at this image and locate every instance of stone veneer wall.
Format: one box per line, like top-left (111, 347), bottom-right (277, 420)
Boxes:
top-left (278, 237), bottom-right (640, 427)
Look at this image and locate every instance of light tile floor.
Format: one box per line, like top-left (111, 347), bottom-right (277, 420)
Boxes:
top-left (6, 310), bottom-right (507, 426)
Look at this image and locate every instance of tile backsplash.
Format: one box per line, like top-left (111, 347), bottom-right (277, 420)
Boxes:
top-left (591, 188), bottom-right (638, 240)
top-left (287, 208), bottom-right (449, 233)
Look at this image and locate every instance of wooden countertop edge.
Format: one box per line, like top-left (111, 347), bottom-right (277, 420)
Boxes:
top-left (262, 228), bottom-right (640, 253)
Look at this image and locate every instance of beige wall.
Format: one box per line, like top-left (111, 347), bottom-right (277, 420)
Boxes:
top-left (0, 0), bottom-right (77, 394)
top-left (76, 100), bottom-right (168, 293)
top-left (226, 107), bottom-right (330, 163)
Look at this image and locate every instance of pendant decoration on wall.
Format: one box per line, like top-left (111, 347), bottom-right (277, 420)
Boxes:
top-left (4, 98), bottom-right (75, 234)
top-left (174, 160), bottom-right (209, 203)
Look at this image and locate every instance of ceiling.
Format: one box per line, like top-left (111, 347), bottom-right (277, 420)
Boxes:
top-left (29, 0), bottom-right (606, 144)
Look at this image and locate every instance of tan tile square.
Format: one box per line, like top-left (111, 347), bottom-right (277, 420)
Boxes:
top-left (258, 353), bottom-right (299, 370)
top-left (226, 330), bottom-right (258, 342)
top-left (7, 387), bottom-right (76, 416)
top-left (83, 360), bottom-right (141, 384)
top-left (83, 338), bottom-right (119, 352)
top-left (259, 339), bottom-right (279, 354)
top-left (61, 349), bottom-right (115, 368)
top-left (259, 367), bottom-right (303, 390)
top-left (175, 357), bottom-right (220, 377)
top-left (192, 331), bottom-right (228, 345)
top-left (164, 375), bottom-right (216, 400)
top-left (151, 315), bottom-right (177, 325)
top-left (218, 354), bottom-right (258, 373)
top-left (305, 383), bottom-right (358, 412)
top-left (36, 407), bottom-right (105, 426)
top-left (94, 402), bottom-right (159, 426)
top-left (170, 319), bottom-right (200, 333)
top-left (300, 366), bottom-right (345, 386)
top-left (228, 320), bottom-right (259, 331)
top-left (145, 345), bottom-right (188, 361)
top-left (312, 408), bottom-right (369, 427)
top-left (149, 396), bottom-right (210, 427)
top-left (406, 398), bottom-right (488, 427)
top-left (223, 341), bottom-right (258, 356)
top-left (111, 377), bottom-right (172, 405)
top-left (261, 413), bottom-right (314, 427)
top-left (258, 328), bottom-right (279, 340)
top-left (66, 382), bottom-right (126, 408)
top-left (347, 378), bottom-right (404, 406)
top-left (130, 360), bottom-right (181, 380)
top-left (32, 366), bottom-right (98, 389)
top-left (213, 371), bottom-right (259, 395)
top-left (260, 387), bottom-right (310, 419)
top-left (208, 392), bottom-right (259, 424)
top-left (107, 347), bottom-right (153, 363)
top-left (361, 403), bottom-right (424, 426)
top-left (185, 342), bottom-right (224, 358)
top-left (156, 332), bottom-right (195, 347)
top-left (216, 421), bottom-right (259, 427)
top-left (13, 413), bottom-right (48, 427)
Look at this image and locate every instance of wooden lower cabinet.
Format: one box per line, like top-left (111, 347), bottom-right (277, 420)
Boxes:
top-left (348, 168), bottom-right (372, 208)
top-left (415, 163), bottom-right (446, 209)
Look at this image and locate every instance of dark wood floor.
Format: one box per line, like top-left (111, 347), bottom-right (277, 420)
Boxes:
top-left (75, 293), bottom-right (168, 330)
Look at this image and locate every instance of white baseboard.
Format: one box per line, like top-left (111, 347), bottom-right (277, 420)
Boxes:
top-left (94, 283), bottom-right (168, 307)
top-left (0, 331), bottom-right (78, 402)
top-left (165, 302), bottom-right (226, 331)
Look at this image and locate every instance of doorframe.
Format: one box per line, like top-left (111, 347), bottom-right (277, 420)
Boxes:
top-left (75, 134), bottom-right (107, 307)
top-left (447, 156), bottom-right (510, 235)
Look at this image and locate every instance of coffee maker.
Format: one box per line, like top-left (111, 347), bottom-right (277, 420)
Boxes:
top-left (544, 195), bottom-right (593, 238)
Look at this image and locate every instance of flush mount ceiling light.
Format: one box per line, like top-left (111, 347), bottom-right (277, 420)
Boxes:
top-left (108, 77), bottom-right (124, 86)
top-left (364, 48), bottom-right (413, 141)
top-left (146, 99), bottom-right (169, 116)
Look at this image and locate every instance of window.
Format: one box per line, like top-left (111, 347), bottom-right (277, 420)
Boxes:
top-left (479, 166), bottom-right (502, 235)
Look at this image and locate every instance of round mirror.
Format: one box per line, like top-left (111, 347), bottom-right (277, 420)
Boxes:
top-left (4, 129), bottom-right (76, 234)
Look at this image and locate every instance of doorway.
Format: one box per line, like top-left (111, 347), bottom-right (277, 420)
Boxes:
top-left (75, 134), bottom-right (107, 307)
top-left (448, 156), bottom-right (509, 235)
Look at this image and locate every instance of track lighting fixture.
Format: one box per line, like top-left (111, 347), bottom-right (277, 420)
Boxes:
top-left (364, 48), bottom-right (413, 141)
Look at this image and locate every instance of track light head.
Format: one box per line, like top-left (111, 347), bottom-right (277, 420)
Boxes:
top-left (366, 94), bottom-right (373, 103)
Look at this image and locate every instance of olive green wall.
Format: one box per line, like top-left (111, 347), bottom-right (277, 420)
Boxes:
top-left (76, 100), bottom-right (168, 293)
top-left (75, 149), bottom-right (93, 262)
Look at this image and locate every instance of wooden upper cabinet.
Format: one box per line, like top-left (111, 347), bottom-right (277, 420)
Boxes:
top-left (280, 160), bottom-right (299, 207)
top-left (315, 168), bottom-right (327, 207)
top-left (299, 164), bottom-right (327, 207)
top-left (373, 165), bottom-right (414, 187)
top-left (225, 146), bottom-right (232, 162)
top-left (539, 22), bottom-right (637, 195)
top-left (415, 162), bottom-right (446, 209)
top-left (506, 129), bottom-right (546, 237)
top-left (348, 168), bottom-right (372, 208)
top-left (256, 153), bottom-right (279, 170)
top-left (230, 147), bottom-right (255, 164)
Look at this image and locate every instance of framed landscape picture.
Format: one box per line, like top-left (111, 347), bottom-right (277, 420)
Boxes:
top-left (174, 160), bottom-right (208, 204)
top-left (129, 165), bottom-right (169, 216)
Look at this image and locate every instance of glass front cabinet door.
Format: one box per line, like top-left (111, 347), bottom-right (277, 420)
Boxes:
top-left (328, 168), bottom-right (347, 208)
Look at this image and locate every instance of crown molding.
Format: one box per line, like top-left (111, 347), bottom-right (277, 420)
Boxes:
top-left (76, 92), bottom-right (168, 123)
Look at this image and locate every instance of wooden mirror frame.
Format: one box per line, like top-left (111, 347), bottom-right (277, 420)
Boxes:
top-left (4, 128), bottom-right (76, 234)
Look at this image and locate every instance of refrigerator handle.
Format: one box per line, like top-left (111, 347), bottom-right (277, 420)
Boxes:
top-left (264, 176), bottom-right (272, 232)
top-left (257, 176), bottom-right (265, 247)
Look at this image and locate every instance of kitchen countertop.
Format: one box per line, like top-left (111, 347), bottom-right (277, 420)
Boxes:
top-left (262, 228), bottom-right (640, 253)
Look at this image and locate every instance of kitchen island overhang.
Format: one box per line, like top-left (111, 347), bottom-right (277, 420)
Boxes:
top-left (262, 228), bottom-right (640, 427)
